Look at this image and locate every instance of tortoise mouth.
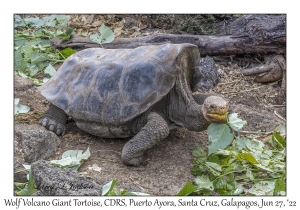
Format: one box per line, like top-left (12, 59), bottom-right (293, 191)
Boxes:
top-left (205, 112), bottom-right (228, 123)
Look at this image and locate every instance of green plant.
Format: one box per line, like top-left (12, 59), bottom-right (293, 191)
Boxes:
top-left (14, 14), bottom-right (76, 85)
top-left (14, 165), bottom-right (37, 196)
top-left (50, 147), bottom-right (91, 171)
top-left (89, 23), bottom-right (115, 47)
top-left (207, 113), bottom-right (247, 155)
top-left (14, 98), bottom-right (30, 115)
top-left (177, 118), bottom-right (286, 196)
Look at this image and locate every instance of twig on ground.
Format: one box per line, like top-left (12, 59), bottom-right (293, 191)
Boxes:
top-left (274, 110), bottom-right (286, 122)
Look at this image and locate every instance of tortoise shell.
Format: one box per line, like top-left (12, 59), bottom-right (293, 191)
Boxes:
top-left (39, 43), bottom-right (200, 125)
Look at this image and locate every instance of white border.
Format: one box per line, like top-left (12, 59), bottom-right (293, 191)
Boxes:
top-left (2, 1), bottom-right (299, 209)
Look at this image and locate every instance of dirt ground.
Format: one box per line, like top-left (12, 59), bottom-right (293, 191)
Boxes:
top-left (14, 14), bottom-right (286, 195)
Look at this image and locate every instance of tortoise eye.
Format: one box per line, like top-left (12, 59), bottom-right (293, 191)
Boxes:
top-left (210, 105), bottom-right (215, 109)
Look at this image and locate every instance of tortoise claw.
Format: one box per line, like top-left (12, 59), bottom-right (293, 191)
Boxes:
top-left (48, 124), bottom-right (55, 131)
top-left (39, 116), bottom-right (66, 136)
top-left (39, 118), bottom-right (48, 127)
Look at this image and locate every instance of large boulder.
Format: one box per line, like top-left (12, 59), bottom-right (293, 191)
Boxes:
top-left (31, 160), bottom-right (102, 196)
top-left (14, 124), bottom-right (60, 182)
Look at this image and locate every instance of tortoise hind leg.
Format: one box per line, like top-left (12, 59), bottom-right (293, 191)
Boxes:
top-left (38, 105), bottom-right (67, 136)
top-left (122, 112), bottom-right (169, 166)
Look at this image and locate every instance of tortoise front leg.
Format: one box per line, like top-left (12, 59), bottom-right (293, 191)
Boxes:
top-left (38, 105), bottom-right (67, 136)
top-left (122, 112), bottom-right (169, 166)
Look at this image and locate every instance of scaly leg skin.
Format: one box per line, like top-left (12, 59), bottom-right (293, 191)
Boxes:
top-left (38, 105), bottom-right (67, 136)
top-left (122, 112), bottom-right (169, 166)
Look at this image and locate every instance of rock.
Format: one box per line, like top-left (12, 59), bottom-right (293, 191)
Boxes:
top-left (31, 160), bottom-right (102, 196)
top-left (14, 124), bottom-right (61, 182)
top-left (14, 135), bottom-right (27, 183)
top-left (233, 104), bottom-right (285, 132)
top-left (14, 76), bottom-right (34, 91)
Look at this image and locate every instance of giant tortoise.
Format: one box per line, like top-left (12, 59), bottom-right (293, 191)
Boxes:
top-left (38, 43), bottom-right (229, 166)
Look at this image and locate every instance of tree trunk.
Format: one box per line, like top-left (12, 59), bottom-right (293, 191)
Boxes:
top-left (51, 14), bottom-right (286, 56)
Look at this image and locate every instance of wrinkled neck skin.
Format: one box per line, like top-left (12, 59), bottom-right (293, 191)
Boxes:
top-left (158, 88), bottom-right (209, 132)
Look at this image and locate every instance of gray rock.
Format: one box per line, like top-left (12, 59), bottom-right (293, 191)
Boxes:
top-left (14, 124), bottom-right (60, 182)
top-left (233, 104), bottom-right (285, 132)
top-left (31, 160), bottom-right (102, 196)
top-left (14, 136), bottom-right (27, 183)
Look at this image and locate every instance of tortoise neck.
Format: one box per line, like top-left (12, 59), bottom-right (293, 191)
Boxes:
top-left (166, 89), bottom-right (208, 131)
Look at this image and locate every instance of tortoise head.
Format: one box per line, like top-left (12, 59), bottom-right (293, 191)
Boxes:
top-left (202, 96), bottom-right (229, 123)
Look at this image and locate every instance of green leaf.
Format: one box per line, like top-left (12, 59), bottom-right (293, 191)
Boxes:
top-left (207, 123), bottom-right (234, 155)
top-left (27, 40), bottom-right (42, 47)
top-left (57, 28), bottom-right (74, 41)
top-left (16, 170), bottom-right (37, 196)
top-left (35, 19), bottom-right (45, 28)
top-left (274, 179), bottom-right (286, 196)
top-left (14, 98), bottom-right (20, 105)
top-left (190, 165), bottom-right (207, 176)
top-left (17, 71), bottom-right (28, 78)
top-left (275, 124), bottom-right (286, 135)
top-left (14, 15), bottom-right (26, 27)
top-left (14, 37), bottom-right (27, 47)
top-left (102, 180), bottom-right (118, 196)
top-left (60, 47), bottom-right (76, 58)
top-left (29, 64), bottom-right (39, 76)
top-left (90, 33), bottom-right (102, 44)
top-left (246, 139), bottom-right (264, 152)
top-left (194, 176), bottom-right (214, 193)
top-left (214, 149), bottom-right (230, 156)
top-left (56, 15), bottom-right (70, 25)
top-left (192, 146), bottom-right (207, 157)
top-left (24, 17), bottom-right (40, 26)
top-left (50, 147), bottom-right (91, 171)
top-left (246, 169), bottom-right (254, 181)
top-left (42, 15), bottom-right (56, 27)
top-left (248, 180), bottom-right (275, 195)
top-left (90, 24), bottom-right (115, 45)
top-left (223, 165), bottom-right (246, 174)
top-left (177, 181), bottom-right (197, 195)
top-left (20, 45), bottom-right (33, 58)
top-left (272, 132), bottom-right (286, 149)
top-left (205, 162), bottom-right (222, 176)
top-left (99, 24), bottom-right (115, 44)
top-left (256, 164), bottom-right (273, 172)
top-left (123, 191), bottom-right (150, 196)
top-left (15, 98), bottom-right (30, 115)
top-left (14, 50), bottom-right (23, 70)
top-left (42, 77), bottom-right (50, 84)
top-left (22, 164), bottom-right (31, 171)
top-left (236, 138), bottom-right (251, 148)
top-left (239, 153), bottom-right (259, 165)
top-left (14, 182), bottom-right (27, 193)
top-left (31, 51), bottom-right (48, 64)
top-left (44, 64), bottom-right (56, 76)
top-left (228, 113), bottom-right (247, 131)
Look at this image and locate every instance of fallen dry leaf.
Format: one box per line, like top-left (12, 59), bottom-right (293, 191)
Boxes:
top-left (88, 164), bottom-right (102, 172)
top-left (114, 27), bottom-right (124, 37)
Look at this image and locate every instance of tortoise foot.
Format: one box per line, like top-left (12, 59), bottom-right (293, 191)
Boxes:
top-left (38, 105), bottom-right (67, 136)
top-left (121, 150), bottom-right (144, 166)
